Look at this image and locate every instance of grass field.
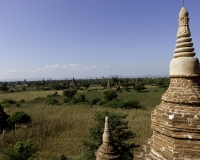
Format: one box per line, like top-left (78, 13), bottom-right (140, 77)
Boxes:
top-left (0, 85), bottom-right (165, 159)
top-left (0, 90), bottom-right (64, 102)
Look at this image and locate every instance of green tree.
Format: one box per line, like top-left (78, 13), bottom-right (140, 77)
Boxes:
top-left (101, 81), bottom-right (107, 88)
top-left (133, 84), bottom-right (146, 92)
top-left (91, 97), bottom-right (101, 105)
top-left (164, 78), bottom-right (170, 88)
top-left (110, 77), bottom-right (118, 83)
top-left (3, 139), bottom-right (37, 160)
top-left (7, 111), bottom-right (31, 128)
top-left (78, 93), bottom-right (86, 102)
top-left (52, 83), bottom-right (63, 90)
top-left (82, 82), bottom-right (90, 89)
top-left (63, 89), bottom-right (77, 99)
top-left (60, 154), bottom-right (68, 160)
top-left (82, 110), bottom-right (137, 160)
top-left (0, 83), bottom-right (9, 92)
top-left (45, 98), bottom-right (59, 105)
top-left (103, 90), bottom-right (118, 102)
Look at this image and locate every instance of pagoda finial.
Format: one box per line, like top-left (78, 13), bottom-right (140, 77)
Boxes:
top-left (170, 7), bottom-right (200, 76)
top-left (102, 116), bottom-right (112, 143)
top-left (95, 117), bottom-right (120, 160)
top-left (174, 7), bottom-right (195, 58)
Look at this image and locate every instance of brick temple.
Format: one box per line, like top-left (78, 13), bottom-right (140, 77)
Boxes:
top-left (135, 7), bottom-right (200, 160)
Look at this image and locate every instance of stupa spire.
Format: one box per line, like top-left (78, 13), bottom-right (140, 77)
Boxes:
top-left (102, 117), bottom-right (112, 143)
top-left (174, 7), bottom-right (195, 58)
top-left (95, 117), bottom-right (120, 160)
top-left (170, 7), bottom-right (200, 76)
top-left (134, 6), bottom-right (200, 160)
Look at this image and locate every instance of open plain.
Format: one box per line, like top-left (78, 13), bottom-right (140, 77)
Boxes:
top-left (0, 83), bottom-right (166, 159)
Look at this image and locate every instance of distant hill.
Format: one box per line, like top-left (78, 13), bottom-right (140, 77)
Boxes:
top-left (0, 75), bottom-right (169, 82)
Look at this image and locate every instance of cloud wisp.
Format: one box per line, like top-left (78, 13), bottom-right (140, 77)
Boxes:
top-left (1, 63), bottom-right (97, 75)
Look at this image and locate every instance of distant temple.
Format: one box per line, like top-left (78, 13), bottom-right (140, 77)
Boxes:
top-left (96, 77), bottom-right (99, 82)
top-left (70, 77), bottom-right (76, 87)
top-left (106, 80), bottom-right (120, 90)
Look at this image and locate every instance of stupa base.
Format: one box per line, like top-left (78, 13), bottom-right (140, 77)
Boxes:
top-left (134, 137), bottom-right (200, 160)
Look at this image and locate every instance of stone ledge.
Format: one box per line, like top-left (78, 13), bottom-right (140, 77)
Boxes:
top-left (170, 74), bottom-right (200, 78)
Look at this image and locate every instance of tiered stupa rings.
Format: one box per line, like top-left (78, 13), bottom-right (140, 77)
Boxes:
top-left (174, 7), bottom-right (194, 58)
top-left (170, 7), bottom-right (200, 76)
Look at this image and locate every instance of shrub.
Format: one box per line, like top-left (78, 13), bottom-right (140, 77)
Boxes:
top-left (3, 139), bottom-right (37, 160)
top-left (91, 97), bottom-right (101, 105)
top-left (63, 89), bottom-right (77, 99)
top-left (34, 96), bottom-right (45, 100)
top-left (60, 154), bottom-right (68, 160)
top-left (82, 82), bottom-right (90, 89)
top-left (78, 93), bottom-right (86, 102)
top-left (20, 99), bottom-right (25, 103)
top-left (1, 99), bottom-right (16, 104)
top-left (133, 84), bottom-right (146, 92)
top-left (47, 92), bottom-right (59, 98)
top-left (103, 90), bottom-right (118, 102)
top-left (82, 110), bottom-right (137, 160)
top-left (0, 86), bottom-right (9, 92)
top-left (33, 97), bottom-right (46, 104)
top-left (117, 89), bottom-right (123, 93)
top-left (45, 98), bottom-right (59, 105)
top-left (124, 86), bottom-right (130, 92)
top-left (7, 111), bottom-right (31, 128)
top-left (103, 100), bottom-right (142, 109)
top-left (101, 81), bottom-right (107, 88)
top-left (70, 99), bottom-right (78, 104)
top-left (15, 103), bottom-right (21, 107)
top-left (52, 84), bottom-right (63, 90)
top-left (62, 97), bottom-right (71, 104)
top-left (41, 87), bottom-right (51, 91)
top-left (97, 100), bottom-right (106, 106)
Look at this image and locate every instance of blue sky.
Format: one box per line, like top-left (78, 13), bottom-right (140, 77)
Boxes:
top-left (0, 0), bottom-right (200, 81)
